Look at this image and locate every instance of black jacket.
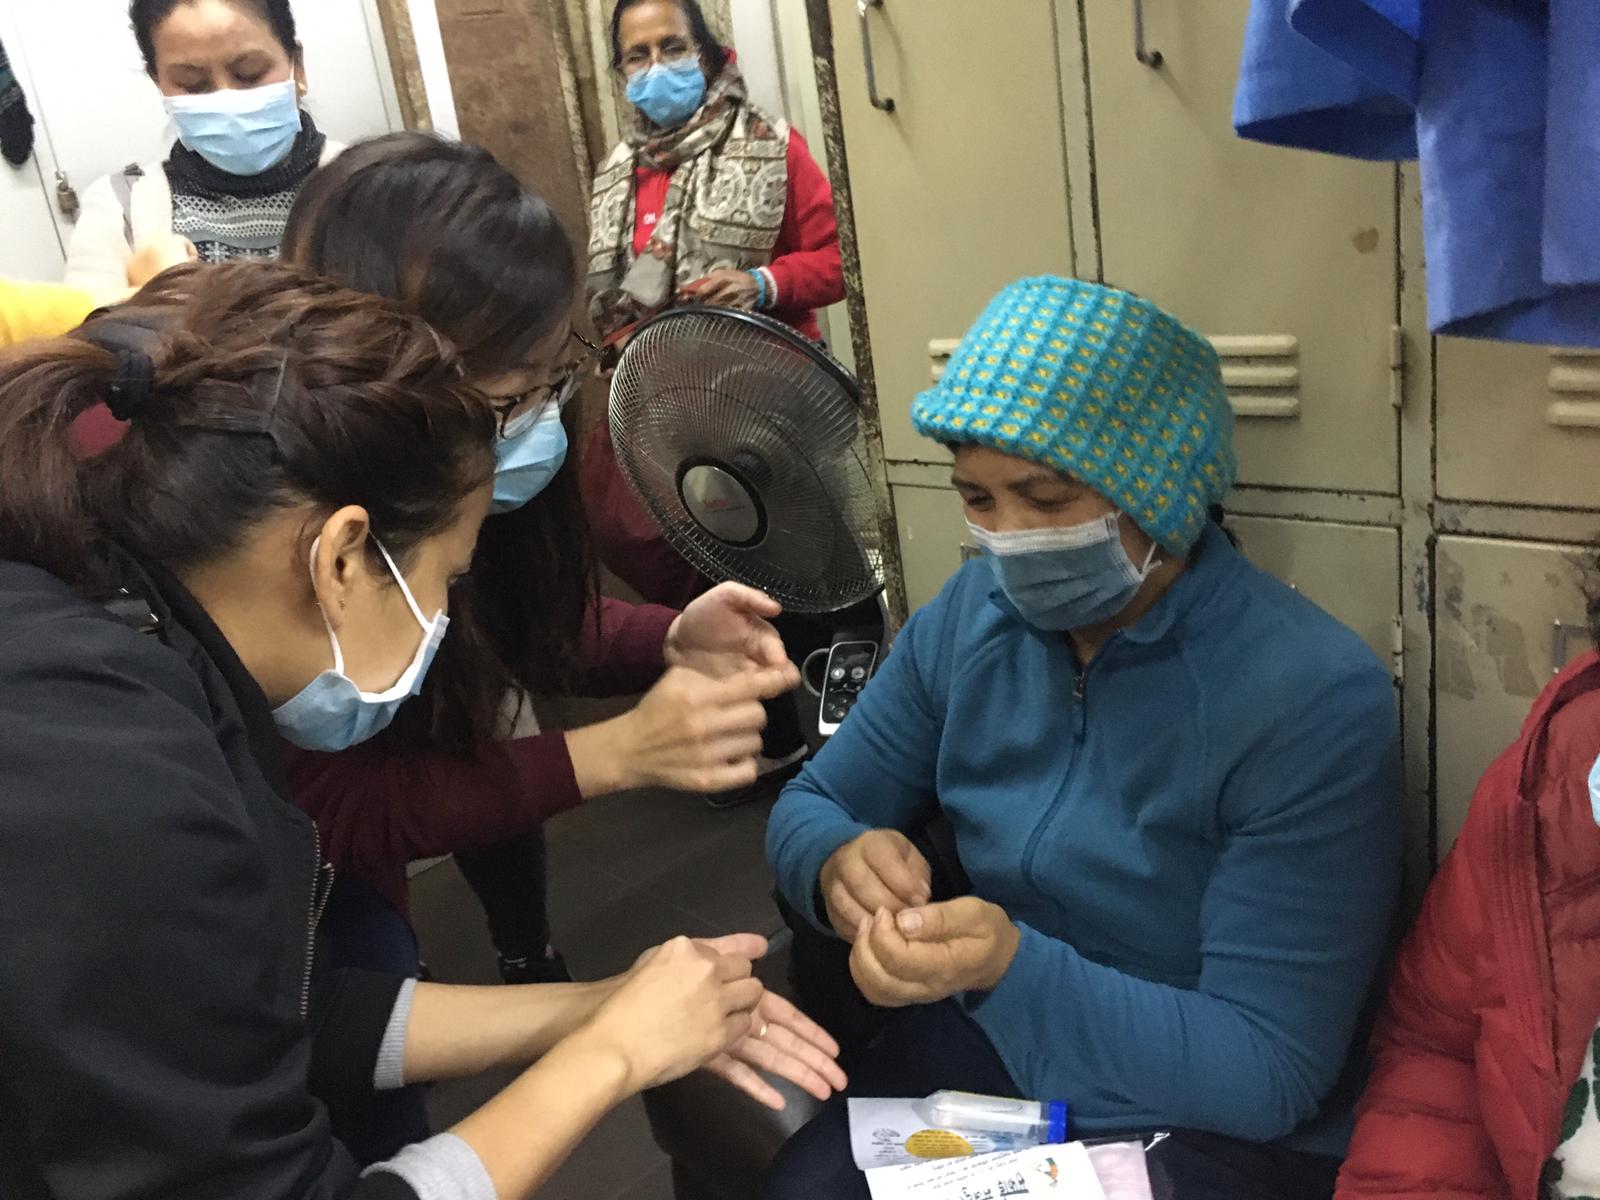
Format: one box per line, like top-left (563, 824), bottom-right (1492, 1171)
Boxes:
top-left (0, 551), bottom-right (418, 1199)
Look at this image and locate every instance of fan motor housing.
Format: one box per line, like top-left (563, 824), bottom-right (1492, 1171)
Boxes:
top-left (676, 455), bottom-right (769, 548)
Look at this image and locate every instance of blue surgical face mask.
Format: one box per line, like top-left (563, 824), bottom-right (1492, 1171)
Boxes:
top-left (272, 537), bottom-right (449, 753)
top-left (626, 58), bottom-right (708, 129)
top-left (968, 513), bottom-right (1160, 632)
top-left (163, 80), bottom-right (302, 177)
top-left (491, 403), bottom-right (569, 514)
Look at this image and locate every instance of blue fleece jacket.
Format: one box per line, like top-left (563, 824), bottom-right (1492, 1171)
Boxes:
top-left (767, 526), bottom-right (1401, 1153)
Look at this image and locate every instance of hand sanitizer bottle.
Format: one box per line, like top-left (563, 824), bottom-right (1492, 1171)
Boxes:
top-left (913, 1091), bottom-right (1071, 1145)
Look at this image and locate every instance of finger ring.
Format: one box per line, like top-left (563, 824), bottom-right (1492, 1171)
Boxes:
top-left (757, 1023), bottom-right (769, 1040)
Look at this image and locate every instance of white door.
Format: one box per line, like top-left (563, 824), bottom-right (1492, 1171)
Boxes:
top-left (0, 0), bottom-right (400, 259)
top-left (0, 1), bottom-right (65, 279)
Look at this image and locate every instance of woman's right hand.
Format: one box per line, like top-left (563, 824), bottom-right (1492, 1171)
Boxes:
top-left (575, 936), bottom-right (763, 1094)
top-left (611, 663), bottom-right (799, 794)
top-left (126, 235), bottom-right (197, 289)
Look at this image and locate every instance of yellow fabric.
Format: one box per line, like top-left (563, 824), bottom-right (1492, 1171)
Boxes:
top-left (0, 278), bottom-right (97, 349)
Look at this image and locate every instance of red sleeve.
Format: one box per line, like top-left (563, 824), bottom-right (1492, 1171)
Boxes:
top-left (287, 735), bottom-right (584, 912)
top-left (575, 596), bottom-right (676, 698)
top-left (766, 131), bottom-right (845, 316)
top-left (1336, 758), bottom-right (1512, 1200)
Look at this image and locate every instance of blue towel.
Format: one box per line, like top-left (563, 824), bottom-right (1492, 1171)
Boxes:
top-left (1233, 0), bottom-right (1417, 160)
top-left (1237, 0), bottom-right (1600, 347)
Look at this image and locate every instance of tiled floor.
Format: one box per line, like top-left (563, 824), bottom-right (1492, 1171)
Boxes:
top-left (409, 779), bottom-right (787, 1200)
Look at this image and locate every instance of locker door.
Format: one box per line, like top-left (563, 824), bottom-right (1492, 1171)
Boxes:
top-left (1080, 0), bottom-right (1399, 494)
top-left (1434, 536), bottom-right (1592, 852)
top-left (828, 0), bottom-right (1075, 463)
top-left (1228, 516), bottom-right (1400, 671)
top-left (1438, 339), bottom-right (1600, 510)
top-left (892, 483), bottom-right (969, 613)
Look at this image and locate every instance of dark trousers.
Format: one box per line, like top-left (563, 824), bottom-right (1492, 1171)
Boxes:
top-left (318, 875), bottom-right (431, 1165)
top-left (765, 1001), bottom-right (1342, 1200)
top-left (454, 829), bottom-right (552, 964)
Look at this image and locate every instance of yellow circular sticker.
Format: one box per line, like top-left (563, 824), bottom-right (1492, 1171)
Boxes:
top-left (905, 1130), bottom-right (975, 1160)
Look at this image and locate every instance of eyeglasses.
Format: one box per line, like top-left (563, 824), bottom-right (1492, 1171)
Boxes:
top-left (488, 332), bottom-right (599, 437)
top-left (620, 38), bottom-right (697, 77)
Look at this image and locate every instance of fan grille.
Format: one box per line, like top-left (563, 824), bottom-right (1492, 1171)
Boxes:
top-left (609, 309), bottom-right (884, 613)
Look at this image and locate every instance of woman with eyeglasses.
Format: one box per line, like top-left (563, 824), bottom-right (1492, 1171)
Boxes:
top-left (272, 132), bottom-right (839, 1159)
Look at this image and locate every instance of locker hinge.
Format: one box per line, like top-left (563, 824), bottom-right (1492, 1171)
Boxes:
top-left (1390, 615), bottom-right (1405, 688)
top-left (1388, 326), bottom-right (1406, 410)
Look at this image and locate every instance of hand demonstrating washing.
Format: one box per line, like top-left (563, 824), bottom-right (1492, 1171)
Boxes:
top-left (665, 582), bottom-right (790, 679)
top-left (849, 898), bottom-right (1021, 1008)
top-left (660, 933), bottom-right (848, 1109)
top-left (707, 985), bottom-right (849, 1109)
top-left (820, 829), bottom-right (933, 941)
top-left (576, 935), bottom-right (763, 1095)
top-left (572, 664), bottom-right (799, 796)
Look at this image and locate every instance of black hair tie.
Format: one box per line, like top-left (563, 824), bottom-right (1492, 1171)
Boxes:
top-left (107, 348), bottom-right (156, 422)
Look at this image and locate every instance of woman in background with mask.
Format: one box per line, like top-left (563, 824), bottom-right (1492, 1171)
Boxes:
top-left (764, 277), bottom-right (1403, 1200)
top-left (581, 0), bottom-right (846, 614)
top-left (64, 0), bottom-right (339, 297)
top-left (0, 260), bottom-right (839, 1200)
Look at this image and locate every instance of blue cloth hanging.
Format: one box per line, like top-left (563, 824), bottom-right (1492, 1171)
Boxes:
top-left (1235, 0), bottom-right (1600, 348)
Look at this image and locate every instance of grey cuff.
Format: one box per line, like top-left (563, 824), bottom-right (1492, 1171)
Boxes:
top-left (364, 1133), bottom-right (496, 1200)
top-left (373, 977), bottom-right (418, 1091)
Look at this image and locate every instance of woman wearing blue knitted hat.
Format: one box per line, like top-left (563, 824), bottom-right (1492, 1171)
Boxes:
top-left (766, 277), bottom-right (1402, 1199)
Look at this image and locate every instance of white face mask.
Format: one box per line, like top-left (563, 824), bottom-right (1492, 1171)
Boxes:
top-left (271, 537), bottom-right (449, 752)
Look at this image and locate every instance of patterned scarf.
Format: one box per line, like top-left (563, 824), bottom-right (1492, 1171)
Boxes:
top-left (0, 34), bottom-right (36, 167)
top-left (586, 63), bottom-right (789, 338)
top-left (162, 111), bottom-right (327, 264)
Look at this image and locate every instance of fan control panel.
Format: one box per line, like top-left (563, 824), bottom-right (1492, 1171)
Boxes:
top-left (819, 640), bottom-right (880, 736)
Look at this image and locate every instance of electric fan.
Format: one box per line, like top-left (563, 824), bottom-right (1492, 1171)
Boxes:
top-left (608, 306), bottom-right (885, 615)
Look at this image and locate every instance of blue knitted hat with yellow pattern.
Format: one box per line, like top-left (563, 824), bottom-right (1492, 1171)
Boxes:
top-left (912, 276), bottom-right (1236, 553)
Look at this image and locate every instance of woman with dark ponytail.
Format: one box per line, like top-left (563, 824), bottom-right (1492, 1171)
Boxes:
top-left (0, 260), bottom-right (840, 1200)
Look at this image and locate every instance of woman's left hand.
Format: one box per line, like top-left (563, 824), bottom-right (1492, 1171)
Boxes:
top-left (849, 898), bottom-right (1022, 1008)
top-left (638, 933), bottom-right (848, 1110)
top-left (665, 582), bottom-right (790, 680)
top-left (707, 989), bottom-right (850, 1110)
top-left (681, 268), bottom-right (761, 310)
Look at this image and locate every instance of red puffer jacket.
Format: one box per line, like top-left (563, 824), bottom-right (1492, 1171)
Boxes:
top-left (1337, 652), bottom-right (1600, 1199)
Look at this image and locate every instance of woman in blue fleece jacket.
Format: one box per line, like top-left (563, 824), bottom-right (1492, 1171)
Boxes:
top-left (766, 277), bottom-right (1402, 1200)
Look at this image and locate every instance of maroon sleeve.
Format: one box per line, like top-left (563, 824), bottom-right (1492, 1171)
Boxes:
top-left (287, 735), bottom-right (585, 912)
top-left (574, 596), bottom-right (677, 698)
top-left (765, 131), bottom-right (846, 316)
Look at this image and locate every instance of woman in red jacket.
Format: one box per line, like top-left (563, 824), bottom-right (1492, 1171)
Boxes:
top-left (1337, 602), bottom-right (1600, 1199)
top-left (580, 0), bottom-right (847, 605)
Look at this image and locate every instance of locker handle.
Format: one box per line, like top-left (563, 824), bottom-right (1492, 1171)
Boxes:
top-left (1133, 0), bottom-right (1164, 68)
top-left (856, 0), bottom-right (896, 113)
top-left (1553, 620), bottom-right (1592, 677)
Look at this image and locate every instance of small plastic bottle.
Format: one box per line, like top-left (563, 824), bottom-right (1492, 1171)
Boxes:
top-left (913, 1090), bottom-right (1071, 1145)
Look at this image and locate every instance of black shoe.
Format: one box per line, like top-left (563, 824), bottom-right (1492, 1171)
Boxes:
top-left (498, 949), bottom-right (572, 985)
top-left (705, 748), bottom-right (809, 811)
